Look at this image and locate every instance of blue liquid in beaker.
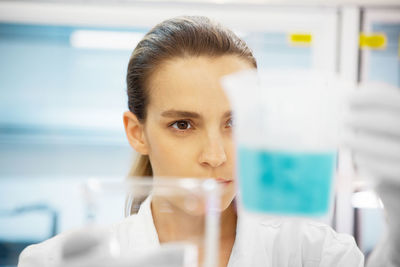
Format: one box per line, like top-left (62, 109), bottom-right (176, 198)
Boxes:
top-left (238, 147), bottom-right (336, 215)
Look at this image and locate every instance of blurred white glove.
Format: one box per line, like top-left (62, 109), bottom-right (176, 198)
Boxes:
top-left (344, 82), bottom-right (400, 267)
top-left (58, 226), bottom-right (197, 267)
top-left (345, 82), bottom-right (400, 181)
top-left (58, 226), bottom-right (119, 267)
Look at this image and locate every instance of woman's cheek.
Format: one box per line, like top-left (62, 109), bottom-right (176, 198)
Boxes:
top-left (153, 136), bottom-right (197, 176)
top-left (166, 138), bottom-right (196, 164)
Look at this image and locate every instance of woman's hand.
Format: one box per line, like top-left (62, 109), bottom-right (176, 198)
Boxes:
top-left (344, 82), bottom-right (400, 266)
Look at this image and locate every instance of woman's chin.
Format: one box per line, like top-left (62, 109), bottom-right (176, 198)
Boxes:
top-left (218, 190), bottom-right (236, 212)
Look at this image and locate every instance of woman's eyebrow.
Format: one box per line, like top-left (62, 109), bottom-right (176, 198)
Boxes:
top-left (161, 109), bottom-right (201, 118)
top-left (222, 111), bottom-right (232, 118)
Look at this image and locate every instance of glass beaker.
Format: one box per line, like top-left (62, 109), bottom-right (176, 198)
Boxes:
top-left (222, 70), bottom-right (343, 216)
top-left (65, 177), bottom-right (222, 267)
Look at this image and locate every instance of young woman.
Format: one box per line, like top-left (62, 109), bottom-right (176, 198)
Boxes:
top-left (19, 16), bottom-right (364, 267)
top-left (122, 15), bottom-right (363, 266)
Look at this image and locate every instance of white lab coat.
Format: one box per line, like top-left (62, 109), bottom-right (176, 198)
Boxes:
top-left (19, 196), bottom-right (364, 267)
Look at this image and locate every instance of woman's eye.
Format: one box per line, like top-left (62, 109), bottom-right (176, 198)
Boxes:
top-left (226, 118), bottom-right (234, 128)
top-left (171, 120), bottom-right (192, 130)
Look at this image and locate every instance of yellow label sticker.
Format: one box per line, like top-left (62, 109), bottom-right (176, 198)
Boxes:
top-left (359, 33), bottom-right (386, 49)
top-left (289, 33), bottom-right (312, 46)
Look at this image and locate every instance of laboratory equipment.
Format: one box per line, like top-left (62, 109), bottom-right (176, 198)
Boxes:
top-left (360, 9), bottom-right (400, 87)
top-left (18, 177), bottom-right (221, 267)
top-left (222, 70), bottom-right (343, 216)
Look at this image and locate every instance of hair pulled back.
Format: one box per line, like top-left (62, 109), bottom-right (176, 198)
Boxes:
top-left (126, 16), bottom-right (257, 177)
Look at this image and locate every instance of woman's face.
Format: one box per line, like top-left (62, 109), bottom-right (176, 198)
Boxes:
top-left (125, 55), bottom-right (254, 210)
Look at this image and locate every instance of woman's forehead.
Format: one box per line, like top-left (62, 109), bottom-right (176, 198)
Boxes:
top-left (146, 56), bottom-right (251, 114)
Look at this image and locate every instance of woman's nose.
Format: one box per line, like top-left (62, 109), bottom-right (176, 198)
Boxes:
top-left (198, 136), bottom-right (227, 168)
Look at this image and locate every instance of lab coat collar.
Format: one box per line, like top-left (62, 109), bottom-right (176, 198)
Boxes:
top-left (124, 195), bottom-right (160, 253)
top-left (137, 195), bottom-right (160, 246)
top-left (126, 196), bottom-right (262, 266)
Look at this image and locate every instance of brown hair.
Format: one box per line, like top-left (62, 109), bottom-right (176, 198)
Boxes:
top-left (126, 16), bottom-right (257, 178)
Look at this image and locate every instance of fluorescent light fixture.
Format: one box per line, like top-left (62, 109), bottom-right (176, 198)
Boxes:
top-left (352, 190), bottom-right (383, 209)
top-left (70, 30), bottom-right (144, 50)
top-left (86, 178), bottom-right (102, 193)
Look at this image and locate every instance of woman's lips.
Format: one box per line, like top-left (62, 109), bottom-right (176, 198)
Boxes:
top-left (215, 177), bottom-right (233, 185)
